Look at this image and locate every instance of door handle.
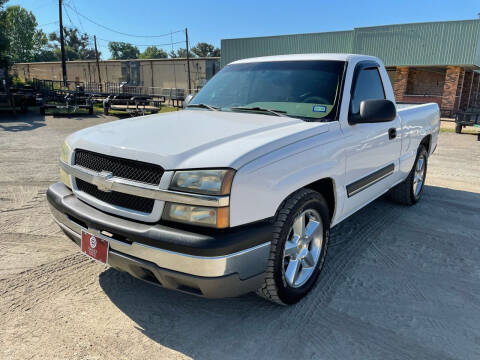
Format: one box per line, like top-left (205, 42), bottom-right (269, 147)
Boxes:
top-left (388, 128), bottom-right (397, 140)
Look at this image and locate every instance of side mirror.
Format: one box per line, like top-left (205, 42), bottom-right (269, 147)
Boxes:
top-left (351, 99), bottom-right (396, 124)
top-left (183, 94), bottom-right (194, 108)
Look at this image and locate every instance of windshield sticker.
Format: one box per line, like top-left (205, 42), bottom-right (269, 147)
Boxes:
top-left (313, 105), bottom-right (327, 113)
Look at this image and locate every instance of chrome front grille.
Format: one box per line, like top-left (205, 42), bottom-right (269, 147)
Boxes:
top-left (74, 149), bottom-right (163, 185)
top-left (76, 178), bottom-right (155, 213)
top-left (73, 149), bottom-right (163, 214)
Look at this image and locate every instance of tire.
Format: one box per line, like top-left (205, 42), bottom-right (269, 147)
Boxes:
top-left (455, 124), bottom-right (462, 134)
top-left (257, 188), bottom-right (330, 305)
top-left (389, 145), bottom-right (428, 205)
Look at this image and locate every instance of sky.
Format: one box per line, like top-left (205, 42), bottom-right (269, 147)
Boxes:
top-left (6, 0), bottom-right (480, 59)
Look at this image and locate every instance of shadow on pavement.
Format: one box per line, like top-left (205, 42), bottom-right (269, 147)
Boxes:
top-left (0, 111), bottom-right (46, 132)
top-left (51, 112), bottom-right (103, 120)
top-left (99, 185), bottom-right (480, 359)
top-left (0, 111), bottom-right (108, 132)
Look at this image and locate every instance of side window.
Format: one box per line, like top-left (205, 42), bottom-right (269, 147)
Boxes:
top-left (350, 67), bottom-right (385, 115)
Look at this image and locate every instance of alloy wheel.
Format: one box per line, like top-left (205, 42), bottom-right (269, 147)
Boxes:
top-left (413, 154), bottom-right (426, 197)
top-left (282, 209), bottom-right (323, 288)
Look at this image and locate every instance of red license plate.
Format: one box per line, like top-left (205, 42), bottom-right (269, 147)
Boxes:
top-left (81, 230), bottom-right (109, 264)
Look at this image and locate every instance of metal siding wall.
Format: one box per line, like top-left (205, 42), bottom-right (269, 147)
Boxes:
top-left (221, 31), bottom-right (354, 67)
top-left (221, 20), bottom-right (480, 67)
top-left (355, 20), bottom-right (480, 66)
top-left (475, 28), bottom-right (480, 67)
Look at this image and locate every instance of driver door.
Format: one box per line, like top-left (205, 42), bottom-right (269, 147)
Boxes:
top-left (341, 61), bottom-right (401, 218)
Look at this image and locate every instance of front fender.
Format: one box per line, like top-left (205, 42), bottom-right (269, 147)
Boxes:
top-left (229, 125), bottom-right (345, 227)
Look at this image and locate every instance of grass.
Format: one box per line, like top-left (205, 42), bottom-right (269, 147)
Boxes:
top-left (30, 103), bottom-right (177, 117)
top-left (440, 124), bottom-right (479, 134)
top-left (439, 127), bottom-right (454, 133)
top-left (92, 103), bottom-right (178, 116)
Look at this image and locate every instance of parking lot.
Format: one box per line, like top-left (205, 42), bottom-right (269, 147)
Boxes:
top-left (1, 112), bottom-right (479, 359)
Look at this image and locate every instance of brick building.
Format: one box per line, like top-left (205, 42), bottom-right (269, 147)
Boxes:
top-left (221, 19), bottom-right (480, 117)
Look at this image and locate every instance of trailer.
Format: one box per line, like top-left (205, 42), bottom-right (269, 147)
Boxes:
top-left (103, 95), bottom-right (163, 116)
top-left (0, 80), bottom-right (28, 114)
top-left (455, 109), bottom-right (480, 140)
top-left (31, 79), bottom-right (189, 116)
top-left (34, 79), bottom-right (94, 115)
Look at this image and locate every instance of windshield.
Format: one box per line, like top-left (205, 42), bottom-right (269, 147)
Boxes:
top-left (189, 60), bottom-right (345, 120)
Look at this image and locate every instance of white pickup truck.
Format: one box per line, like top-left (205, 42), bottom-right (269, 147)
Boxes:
top-left (47, 54), bottom-right (440, 305)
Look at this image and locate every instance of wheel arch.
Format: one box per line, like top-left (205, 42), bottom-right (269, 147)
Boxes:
top-left (420, 134), bottom-right (432, 153)
top-left (304, 177), bottom-right (336, 221)
top-left (275, 178), bottom-right (336, 222)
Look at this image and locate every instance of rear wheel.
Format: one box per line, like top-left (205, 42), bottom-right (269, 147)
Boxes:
top-left (257, 189), bottom-right (330, 305)
top-left (389, 145), bottom-right (428, 205)
top-left (455, 124), bottom-right (462, 134)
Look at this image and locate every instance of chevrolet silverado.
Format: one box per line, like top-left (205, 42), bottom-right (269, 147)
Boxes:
top-left (47, 54), bottom-right (440, 305)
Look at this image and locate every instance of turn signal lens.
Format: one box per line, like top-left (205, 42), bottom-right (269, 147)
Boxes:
top-left (60, 140), bottom-right (71, 163)
top-left (60, 168), bottom-right (72, 189)
top-left (60, 140), bottom-right (72, 189)
top-left (163, 203), bottom-right (229, 228)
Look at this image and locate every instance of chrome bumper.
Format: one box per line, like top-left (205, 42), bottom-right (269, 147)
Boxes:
top-left (51, 205), bottom-right (269, 278)
top-left (47, 182), bottom-right (271, 297)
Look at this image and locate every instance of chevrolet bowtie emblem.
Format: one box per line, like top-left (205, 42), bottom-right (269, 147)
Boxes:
top-left (93, 171), bottom-right (114, 192)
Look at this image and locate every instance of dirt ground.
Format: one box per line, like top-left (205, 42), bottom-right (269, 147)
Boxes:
top-left (1, 112), bottom-right (479, 360)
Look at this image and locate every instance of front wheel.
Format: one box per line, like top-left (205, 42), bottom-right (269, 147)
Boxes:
top-left (389, 145), bottom-right (428, 205)
top-left (257, 189), bottom-right (330, 305)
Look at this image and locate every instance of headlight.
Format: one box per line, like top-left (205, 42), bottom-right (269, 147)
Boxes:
top-left (60, 140), bottom-right (72, 189)
top-left (163, 204), bottom-right (229, 228)
top-left (169, 169), bottom-right (235, 195)
top-left (166, 169), bottom-right (234, 228)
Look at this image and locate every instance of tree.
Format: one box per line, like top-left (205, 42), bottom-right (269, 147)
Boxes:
top-left (5, 5), bottom-right (48, 63)
top-left (0, 0), bottom-right (9, 70)
top-left (168, 48), bottom-right (195, 58)
top-left (33, 49), bottom-right (57, 62)
top-left (139, 46), bottom-right (167, 59)
top-left (48, 27), bottom-right (98, 61)
top-left (108, 41), bottom-right (139, 60)
top-left (191, 42), bottom-right (220, 57)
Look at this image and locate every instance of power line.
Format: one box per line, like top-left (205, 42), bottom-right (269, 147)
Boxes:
top-left (30, 0), bottom-right (57, 12)
top-left (62, 3), bottom-right (76, 29)
top-left (68, 0), bottom-right (86, 34)
top-left (64, 3), bottom-right (184, 38)
top-left (38, 20), bottom-right (59, 27)
top-left (96, 37), bottom-right (185, 47)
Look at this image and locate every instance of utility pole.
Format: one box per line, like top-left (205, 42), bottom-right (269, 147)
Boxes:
top-left (94, 35), bottom-right (102, 90)
top-left (185, 27), bottom-right (192, 94)
top-left (58, 0), bottom-right (67, 86)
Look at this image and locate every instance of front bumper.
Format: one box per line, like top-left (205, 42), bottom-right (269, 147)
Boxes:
top-left (47, 182), bottom-right (272, 298)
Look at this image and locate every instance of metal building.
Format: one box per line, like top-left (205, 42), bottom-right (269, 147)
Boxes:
top-left (221, 19), bottom-right (480, 116)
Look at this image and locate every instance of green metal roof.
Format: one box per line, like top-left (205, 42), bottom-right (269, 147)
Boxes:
top-left (221, 20), bottom-right (480, 68)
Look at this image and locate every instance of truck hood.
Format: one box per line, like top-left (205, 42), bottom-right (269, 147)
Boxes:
top-left (67, 110), bottom-right (329, 170)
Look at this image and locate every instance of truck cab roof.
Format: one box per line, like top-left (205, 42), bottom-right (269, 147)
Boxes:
top-left (229, 53), bottom-right (382, 65)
